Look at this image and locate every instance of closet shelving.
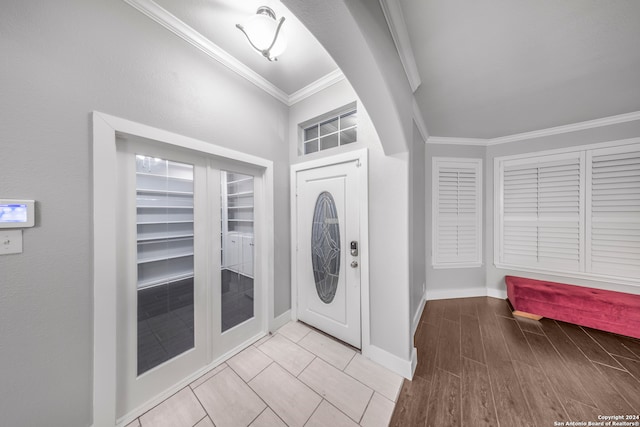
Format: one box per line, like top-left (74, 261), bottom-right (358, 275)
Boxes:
top-left (136, 157), bottom-right (195, 290)
top-left (221, 172), bottom-right (254, 277)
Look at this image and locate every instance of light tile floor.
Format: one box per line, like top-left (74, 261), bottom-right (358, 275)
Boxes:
top-left (125, 321), bottom-right (402, 427)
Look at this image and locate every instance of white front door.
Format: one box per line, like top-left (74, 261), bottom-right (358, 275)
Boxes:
top-left (295, 160), bottom-right (361, 348)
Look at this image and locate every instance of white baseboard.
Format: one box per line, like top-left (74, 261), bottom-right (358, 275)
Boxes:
top-left (271, 309), bottom-right (292, 332)
top-left (410, 347), bottom-right (418, 379)
top-left (426, 287), bottom-right (488, 300)
top-left (364, 344), bottom-right (414, 380)
top-left (486, 288), bottom-right (508, 299)
top-left (426, 287), bottom-right (508, 301)
top-left (411, 290), bottom-right (428, 337)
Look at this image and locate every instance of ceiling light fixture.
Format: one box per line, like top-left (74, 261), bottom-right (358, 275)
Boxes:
top-left (236, 6), bottom-right (287, 62)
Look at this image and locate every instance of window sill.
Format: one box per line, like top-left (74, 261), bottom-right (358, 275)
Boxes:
top-left (432, 262), bottom-right (483, 270)
top-left (494, 263), bottom-right (640, 288)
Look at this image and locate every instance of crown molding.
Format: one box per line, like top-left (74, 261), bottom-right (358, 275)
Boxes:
top-left (412, 98), bottom-right (429, 142)
top-left (288, 69), bottom-right (345, 105)
top-left (379, 0), bottom-right (422, 93)
top-left (427, 110), bottom-right (640, 147)
top-left (426, 136), bottom-right (488, 146)
top-left (123, 0), bottom-right (290, 104)
top-left (487, 110), bottom-right (640, 146)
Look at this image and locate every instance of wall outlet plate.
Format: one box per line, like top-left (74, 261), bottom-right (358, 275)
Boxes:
top-left (1, 229), bottom-right (23, 255)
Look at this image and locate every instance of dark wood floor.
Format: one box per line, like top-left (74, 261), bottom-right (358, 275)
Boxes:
top-left (391, 297), bottom-right (640, 427)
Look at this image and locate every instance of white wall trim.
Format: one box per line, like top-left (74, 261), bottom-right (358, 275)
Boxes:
top-left (123, 0), bottom-right (345, 107)
top-left (412, 97), bottom-right (429, 142)
top-left (425, 287), bottom-right (489, 301)
top-left (425, 287), bottom-right (507, 301)
top-left (288, 69), bottom-right (346, 105)
top-left (365, 344), bottom-right (414, 379)
top-left (379, 0), bottom-right (422, 92)
top-left (488, 110), bottom-right (640, 146)
top-left (425, 110), bottom-right (640, 147)
top-left (486, 288), bottom-right (508, 299)
top-left (411, 289), bottom-right (427, 338)
top-left (290, 148), bottom-right (371, 358)
top-left (92, 111), bottom-right (275, 427)
top-left (271, 309), bottom-right (292, 332)
top-left (427, 136), bottom-right (489, 146)
top-left (122, 0), bottom-right (288, 103)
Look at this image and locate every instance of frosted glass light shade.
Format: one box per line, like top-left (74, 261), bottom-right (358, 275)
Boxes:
top-left (237, 6), bottom-right (287, 61)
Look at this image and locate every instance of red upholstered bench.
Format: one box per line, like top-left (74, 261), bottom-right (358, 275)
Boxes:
top-left (505, 275), bottom-right (640, 339)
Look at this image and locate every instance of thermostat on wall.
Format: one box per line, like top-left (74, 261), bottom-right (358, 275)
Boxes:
top-left (0, 199), bottom-right (35, 228)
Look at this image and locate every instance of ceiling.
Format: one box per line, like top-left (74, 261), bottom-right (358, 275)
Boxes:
top-left (399, 0), bottom-right (640, 138)
top-left (130, 0), bottom-right (640, 139)
top-left (150, 0), bottom-right (338, 95)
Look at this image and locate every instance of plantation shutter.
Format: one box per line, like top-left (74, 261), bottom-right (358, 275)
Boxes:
top-left (500, 152), bottom-right (583, 272)
top-left (587, 144), bottom-right (640, 278)
top-left (432, 158), bottom-right (482, 268)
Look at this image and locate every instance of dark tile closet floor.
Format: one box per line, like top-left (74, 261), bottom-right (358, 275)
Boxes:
top-left (391, 297), bottom-right (640, 427)
top-left (136, 271), bottom-right (254, 375)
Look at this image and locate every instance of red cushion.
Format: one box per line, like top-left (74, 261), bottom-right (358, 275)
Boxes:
top-left (505, 276), bottom-right (640, 339)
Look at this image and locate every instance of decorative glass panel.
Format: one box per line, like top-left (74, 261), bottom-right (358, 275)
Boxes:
top-left (311, 191), bottom-right (341, 304)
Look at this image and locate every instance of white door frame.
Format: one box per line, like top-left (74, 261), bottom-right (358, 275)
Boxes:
top-left (290, 148), bottom-right (370, 355)
top-left (92, 112), bottom-right (274, 427)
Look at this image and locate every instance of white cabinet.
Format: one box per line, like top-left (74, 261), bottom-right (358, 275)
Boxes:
top-left (241, 234), bottom-right (254, 277)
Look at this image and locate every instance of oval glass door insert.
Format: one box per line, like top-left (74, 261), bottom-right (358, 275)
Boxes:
top-left (311, 191), bottom-right (341, 303)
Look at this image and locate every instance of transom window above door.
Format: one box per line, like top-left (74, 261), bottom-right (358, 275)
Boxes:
top-left (300, 104), bottom-right (357, 155)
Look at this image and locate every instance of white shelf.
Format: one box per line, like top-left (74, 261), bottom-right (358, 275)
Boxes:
top-left (138, 252), bottom-right (194, 264)
top-left (137, 188), bottom-right (193, 195)
top-left (227, 177), bottom-right (252, 185)
top-left (136, 172), bottom-right (193, 182)
top-left (137, 205), bottom-right (194, 209)
top-left (227, 206), bottom-right (253, 209)
top-left (137, 235), bottom-right (194, 243)
top-left (137, 220), bottom-right (193, 225)
top-left (138, 272), bottom-right (194, 290)
top-left (228, 219), bottom-right (253, 222)
top-left (227, 191), bottom-right (253, 197)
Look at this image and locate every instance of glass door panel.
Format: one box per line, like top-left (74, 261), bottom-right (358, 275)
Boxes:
top-left (135, 155), bottom-right (195, 375)
top-left (220, 171), bottom-right (254, 332)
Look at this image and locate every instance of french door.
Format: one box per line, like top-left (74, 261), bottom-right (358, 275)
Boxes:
top-left (115, 139), bottom-right (263, 417)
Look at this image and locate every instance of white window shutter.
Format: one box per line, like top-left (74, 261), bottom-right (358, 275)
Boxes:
top-left (500, 153), bottom-right (583, 272)
top-left (587, 144), bottom-right (640, 278)
top-left (432, 158), bottom-right (482, 268)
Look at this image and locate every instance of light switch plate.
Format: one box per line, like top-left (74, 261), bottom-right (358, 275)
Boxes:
top-left (0, 229), bottom-right (23, 255)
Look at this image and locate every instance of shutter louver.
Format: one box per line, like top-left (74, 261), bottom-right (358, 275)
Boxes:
top-left (433, 159), bottom-right (481, 267)
top-left (501, 153), bottom-right (583, 271)
top-left (589, 146), bottom-right (640, 278)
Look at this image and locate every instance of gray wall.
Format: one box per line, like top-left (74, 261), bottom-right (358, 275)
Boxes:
top-left (409, 123), bottom-right (427, 329)
top-left (485, 120), bottom-right (640, 295)
top-left (0, 1), bottom-right (290, 425)
top-left (425, 144), bottom-right (487, 296)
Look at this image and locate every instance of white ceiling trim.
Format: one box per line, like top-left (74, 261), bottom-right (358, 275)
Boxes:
top-left (379, 0), bottom-right (421, 92)
top-left (412, 98), bottom-right (429, 142)
top-left (426, 136), bottom-right (488, 146)
top-left (288, 69), bottom-right (345, 105)
top-left (488, 110), bottom-right (640, 146)
top-left (123, 0), bottom-right (289, 103)
top-left (427, 110), bottom-right (640, 146)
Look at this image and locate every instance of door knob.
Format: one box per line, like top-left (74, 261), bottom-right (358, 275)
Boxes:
top-left (350, 261), bottom-right (358, 268)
